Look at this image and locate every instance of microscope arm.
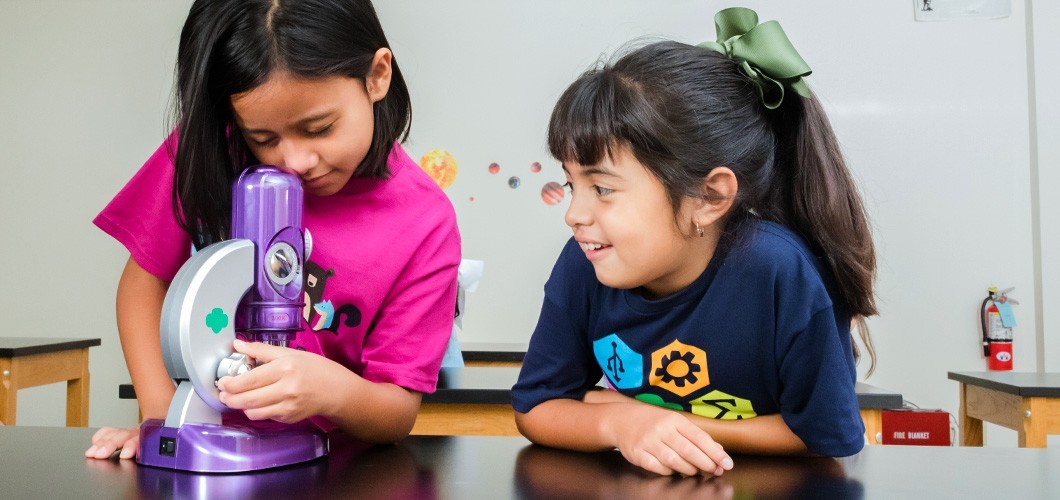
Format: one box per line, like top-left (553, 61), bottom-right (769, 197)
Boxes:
top-left (159, 239), bottom-right (254, 426)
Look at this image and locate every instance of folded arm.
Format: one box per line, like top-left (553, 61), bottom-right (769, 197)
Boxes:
top-left (515, 397), bottom-right (734, 476)
top-left (581, 389), bottom-right (808, 455)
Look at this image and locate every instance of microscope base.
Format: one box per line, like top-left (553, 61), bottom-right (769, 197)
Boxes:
top-left (137, 419), bottom-right (329, 473)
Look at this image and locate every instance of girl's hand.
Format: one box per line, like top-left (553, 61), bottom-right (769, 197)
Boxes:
top-left (86, 426), bottom-right (140, 460)
top-left (603, 403), bottom-right (734, 477)
top-left (216, 339), bottom-right (354, 423)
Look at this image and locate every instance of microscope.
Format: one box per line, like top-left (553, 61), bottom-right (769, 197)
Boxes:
top-left (137, 166), bottom-right (329, 472)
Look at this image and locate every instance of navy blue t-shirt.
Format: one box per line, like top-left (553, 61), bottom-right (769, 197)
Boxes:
top-left (512, 218), bottom-right (865, 457)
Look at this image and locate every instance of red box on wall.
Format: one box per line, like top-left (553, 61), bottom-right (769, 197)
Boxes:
top-left (881, 409), bottom-right (951, 446)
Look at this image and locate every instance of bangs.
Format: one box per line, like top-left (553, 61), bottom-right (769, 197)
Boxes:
top-left (547, 68), bottom-right (624, 167)
top-left (547, 65), bottom-right (672, 171)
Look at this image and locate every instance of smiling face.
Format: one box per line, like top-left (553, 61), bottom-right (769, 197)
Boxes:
top-left (563, 145), bottom-right (717, 298)
top-left (230, 68), bottom-right (386, 196)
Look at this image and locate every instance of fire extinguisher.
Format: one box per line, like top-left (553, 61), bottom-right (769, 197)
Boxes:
top-left (980, 287), bottom-right (1016, 371)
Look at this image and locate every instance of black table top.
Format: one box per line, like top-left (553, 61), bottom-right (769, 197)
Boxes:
top-left (854, 381), bottom-right (904, 410)
top-left (0, 337), bottom-right (101, 357)
top-left (426, 366), bottom-right (904, 409)
top-left (426, 366), bottom-right (522, 404)
top-left (461, 342), bottom-right (527, 363)
top-left (948, 371), bottom-right (1060, 397)
top-left (1, 426), bottom-right (1057, 499)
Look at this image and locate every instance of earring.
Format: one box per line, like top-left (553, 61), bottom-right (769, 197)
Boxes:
top-left (695, 222), bottom-right (704, 238)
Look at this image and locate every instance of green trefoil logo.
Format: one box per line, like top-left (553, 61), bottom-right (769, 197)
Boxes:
top-left (205, 308), bottom-right (229, 334)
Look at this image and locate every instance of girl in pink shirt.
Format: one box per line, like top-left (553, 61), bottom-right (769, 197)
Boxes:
top-left (87, 0), bottom-right (460, 460)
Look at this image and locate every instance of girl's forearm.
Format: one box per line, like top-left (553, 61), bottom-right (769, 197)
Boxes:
top-left (686, 413), bottom-right (807, 455)
top-left (515, 399), bottom-right (620, 452)
top-left (324, 372), bottom-right (422, 443)
top-left (116, 257), bottom-right (176, 421)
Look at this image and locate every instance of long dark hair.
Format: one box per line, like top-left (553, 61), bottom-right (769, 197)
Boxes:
top-left (170, 0), bottom-right (412, 248)
top-left (547, 41), bottom-right (877, 373)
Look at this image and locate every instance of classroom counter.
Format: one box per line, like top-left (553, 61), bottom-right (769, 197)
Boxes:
top-left (1, 426), bottom-right (1056, 499)
top-left (425, 366), bottom-right (903, 408)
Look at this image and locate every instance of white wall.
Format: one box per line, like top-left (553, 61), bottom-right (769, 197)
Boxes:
top-left (1029, 0), bottom-right (1060, 446)
top-left (1, 1), bottom-right (190, 427)
top-left (1030, 1), bottom-right (1060, 373)
top-left (0, 1), bottom-right (1054, 449)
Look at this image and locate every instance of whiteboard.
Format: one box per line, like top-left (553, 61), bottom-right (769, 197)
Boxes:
top-left (376, 0), bottom-right (1036, 366)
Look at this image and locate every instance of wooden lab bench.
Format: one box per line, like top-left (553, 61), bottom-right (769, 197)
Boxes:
top-left (0, 337), bottom-right (100, 426)
top-left (949, 371), bottom-right (1060, 448)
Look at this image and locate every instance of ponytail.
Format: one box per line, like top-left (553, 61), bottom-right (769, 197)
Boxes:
top-left (766, 92), bottom-right (878, 375)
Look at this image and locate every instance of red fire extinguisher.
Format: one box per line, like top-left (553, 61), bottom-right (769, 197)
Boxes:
top-left (980, 287), bottom-right (1016, 371)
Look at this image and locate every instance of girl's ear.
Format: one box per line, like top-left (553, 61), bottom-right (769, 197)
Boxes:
top-left (365, 48), bottom-right (393, 103)
top-left (692, 166), bottom-right (738, 228)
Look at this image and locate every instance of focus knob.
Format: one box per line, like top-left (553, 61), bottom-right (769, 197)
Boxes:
top-left (216, 352), bottom-right (255, 380)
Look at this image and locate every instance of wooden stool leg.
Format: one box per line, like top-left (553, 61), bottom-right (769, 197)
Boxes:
top-left (66, 349), bottom-right (90, 427)
top-left (1, 358), bottom-right (16, 425)
top-left (959, 383), bottom-right (983, 446)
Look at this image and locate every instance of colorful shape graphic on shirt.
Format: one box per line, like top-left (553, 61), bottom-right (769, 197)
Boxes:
top-left (635, 393), bottom-right (684, 411)
top-left (690, 390), bottom-right (757, 420)
top-left (418, 149), bottom-right (459, 189)
top-left (592, 334), bottom-right (644, 389)
top-left (649, 340), bottom-right (709, 397)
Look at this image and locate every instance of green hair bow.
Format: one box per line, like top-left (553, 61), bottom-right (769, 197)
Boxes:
top-left (697, 7), bottom-right (812, 109)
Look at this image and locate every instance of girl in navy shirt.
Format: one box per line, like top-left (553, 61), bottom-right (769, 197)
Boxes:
top-left (513, 8), bottom-right (877, 476)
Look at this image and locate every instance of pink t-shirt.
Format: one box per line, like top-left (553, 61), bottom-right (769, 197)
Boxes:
top-left (95, 134), bottom-right (461, 412)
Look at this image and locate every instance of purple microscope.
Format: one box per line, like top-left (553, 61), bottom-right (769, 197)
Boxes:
top-left (138, 166), bottom-right (328, 472)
